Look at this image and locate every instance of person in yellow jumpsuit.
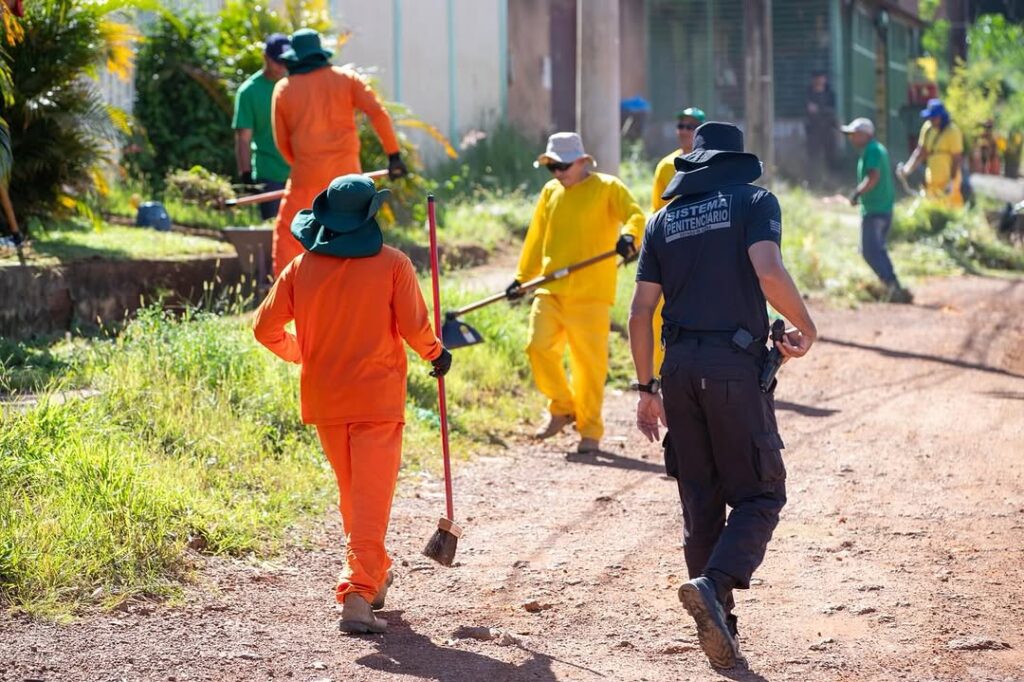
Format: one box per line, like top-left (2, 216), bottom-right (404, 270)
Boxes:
top-left (649, 106), bottom-right (705, 376)
top-left (898, 99), bottom-right (964, 208)
top-left (270, 28), bottom-right (408, 276)
top-left (253, 175), bottom-right (451, 634)
top-left (506, 133), bottom-right (645, 453)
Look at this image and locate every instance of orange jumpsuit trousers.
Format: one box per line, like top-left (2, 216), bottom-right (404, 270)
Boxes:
top-left (270, 66), bottom-right (401, 276)
top-left (253, 247), bottom-right (442, 603)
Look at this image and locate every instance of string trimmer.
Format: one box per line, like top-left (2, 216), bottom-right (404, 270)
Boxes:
top-left (441, 249), bottom-right (623, 350)
top-left (222, 169), bottom-right (389, 208)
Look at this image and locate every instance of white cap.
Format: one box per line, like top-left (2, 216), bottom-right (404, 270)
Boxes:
top-left (534, 132), bottom-right (596, 168)
top-left (840, 117), bottom-right (875, 135)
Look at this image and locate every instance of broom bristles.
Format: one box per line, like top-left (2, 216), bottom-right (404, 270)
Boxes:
top-left (422, 517), bottom-right (462, 566)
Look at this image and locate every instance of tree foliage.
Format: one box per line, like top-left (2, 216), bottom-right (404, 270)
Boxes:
top-left (217, 0), bottom-right (332, 95)
top-left (131, 11), bottom-right (234, 187)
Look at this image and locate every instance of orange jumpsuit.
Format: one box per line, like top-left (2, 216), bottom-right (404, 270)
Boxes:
top-left (253, 246), bottom-right (442, 602)
top-left (270, 66), bottom-right (401, 275)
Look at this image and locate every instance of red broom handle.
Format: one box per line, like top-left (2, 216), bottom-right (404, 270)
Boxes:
top-left (427, 195), bottom-right (455, 521)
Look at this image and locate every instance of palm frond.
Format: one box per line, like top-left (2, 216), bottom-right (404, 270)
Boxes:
top-left (0, 117), bottom-right (12, 181)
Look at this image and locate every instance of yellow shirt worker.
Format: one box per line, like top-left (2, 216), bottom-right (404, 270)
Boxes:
top-left (507, 133), bottom-right (645, 453)
top-left (899, 98), bottom-right (964, 208)
top-left (649, 106), bottom-right (705, 376)
top-left (652, 107), bottom-right (706, 212)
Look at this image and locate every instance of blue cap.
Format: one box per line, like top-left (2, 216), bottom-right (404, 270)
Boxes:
top-left (264, 33), bottom-right (291, 62)
top-left (920, 98), bottom-right (947, 119)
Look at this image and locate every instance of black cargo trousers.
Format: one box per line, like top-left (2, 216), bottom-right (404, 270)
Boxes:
top-left (661, 335), bottom-right (787, 612)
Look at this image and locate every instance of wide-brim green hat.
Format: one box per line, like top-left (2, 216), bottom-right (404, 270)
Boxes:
top-left (290, 174), bottom-right (389, 259)
top-left (279, 28), bottom-right (334, 66)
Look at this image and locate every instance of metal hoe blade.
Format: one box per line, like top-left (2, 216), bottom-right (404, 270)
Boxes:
top-left (441, 315), bottom-right (484, 350)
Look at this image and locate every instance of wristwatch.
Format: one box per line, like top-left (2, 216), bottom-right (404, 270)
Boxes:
top-left (630, 378), bottom-right (661, 394)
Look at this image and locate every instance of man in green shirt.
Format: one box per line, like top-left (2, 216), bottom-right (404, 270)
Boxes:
top-left (232, 34), bottom-right (292, 220)
top-left (841, 117), bottom-right (912, 303)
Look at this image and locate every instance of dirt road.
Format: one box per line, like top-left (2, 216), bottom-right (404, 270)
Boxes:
top-left (2, 275), bottom-right (1023, 682)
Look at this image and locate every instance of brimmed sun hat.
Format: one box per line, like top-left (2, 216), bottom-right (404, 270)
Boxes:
top-left (290, 174), bottom-right (389, 259)
top-left (533, 132), bottom-right (596, 168)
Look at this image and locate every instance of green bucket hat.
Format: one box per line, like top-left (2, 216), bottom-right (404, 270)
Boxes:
top-left (290, 175), bottom-right (390, 259)
top-left (280, 28), bottom-right (334, 70)
top-left (675, 106), bottom-right (707, 123)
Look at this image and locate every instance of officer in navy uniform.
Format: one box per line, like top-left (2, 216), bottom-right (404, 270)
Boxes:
top-left (627, 122), bottom-right (817, 669)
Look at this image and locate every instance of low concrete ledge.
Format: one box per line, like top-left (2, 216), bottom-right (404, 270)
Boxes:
top-left (0, 254), bottom-right (242, 339)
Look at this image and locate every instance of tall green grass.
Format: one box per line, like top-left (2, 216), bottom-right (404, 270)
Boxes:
top-left (1, 308), bottom-right (328, 617)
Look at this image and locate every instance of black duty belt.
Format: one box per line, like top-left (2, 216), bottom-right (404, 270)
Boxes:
top-left (662, 325), bottom-right (766, 359)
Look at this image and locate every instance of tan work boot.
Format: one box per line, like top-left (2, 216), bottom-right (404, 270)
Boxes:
top-left (533, 413), bottom-right (574, 440)
top-left (577, 437), bottom-right (600, 453)
top-left (370, 570), bottom-right (394, 611)
top-left (339, 593), bottom-right (388, 635)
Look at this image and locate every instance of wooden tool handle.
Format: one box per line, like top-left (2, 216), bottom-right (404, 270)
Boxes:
top-left (447, 248), bottom-right (619, 318)
top-left (223, 169), bottom-right (389, 208)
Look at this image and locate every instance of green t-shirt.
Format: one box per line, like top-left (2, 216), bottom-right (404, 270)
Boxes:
top-left (857, 138), bottom-right (894, 216)
top-left (232, 71), bottom-right (291, 183)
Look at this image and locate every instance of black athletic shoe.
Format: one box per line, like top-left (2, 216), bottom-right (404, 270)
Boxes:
top-left (678, 577), bottom-right (741, 669)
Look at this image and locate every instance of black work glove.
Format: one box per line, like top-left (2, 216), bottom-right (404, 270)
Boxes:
top-left (10, 231), bottom-right (24, 247)
top-left (616, 233), bottom-right (638, 260)
top-left (240, 170), bottom-right (254, 187)
top-left (429, 347), bottom-right (452, 378)
top-left (387, 153), bottom-right (408, 180)
top-left (505, 279), bottom-right (525, 301)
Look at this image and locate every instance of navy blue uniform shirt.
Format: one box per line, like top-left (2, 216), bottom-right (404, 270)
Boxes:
top-left (636, 183), bottom-right (781, 340)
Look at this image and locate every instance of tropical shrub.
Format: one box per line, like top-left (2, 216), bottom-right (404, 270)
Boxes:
top-left (1, 0), bottom-right (143, 220)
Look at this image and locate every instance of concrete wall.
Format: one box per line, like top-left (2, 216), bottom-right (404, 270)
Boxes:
top-left (0, 256), bottom-right (242, 339)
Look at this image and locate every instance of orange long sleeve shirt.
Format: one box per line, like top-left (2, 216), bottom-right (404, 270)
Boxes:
top-left (253, 246), bottom-right (442, 425)
top-left (271, 66), bottom-right (401, 188)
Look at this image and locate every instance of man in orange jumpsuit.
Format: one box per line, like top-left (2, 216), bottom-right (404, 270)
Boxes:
top-left (270, 28), bottom-right (408, 276)
top-left (253, 174), bottom-right (451, 634)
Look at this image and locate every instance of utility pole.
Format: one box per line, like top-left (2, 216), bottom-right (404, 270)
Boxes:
top-left (577, 0), bottom-right (620, 174)
top-left (744, 0), bottom-right (774, 185)
top-left (947, 0), bottom-right (969, 68)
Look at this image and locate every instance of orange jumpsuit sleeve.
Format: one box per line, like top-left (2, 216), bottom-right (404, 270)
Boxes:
top-left (349, 72), bottom-right (401, 157)
top-left (271, 80), bottom-right (295, 165)
top-left (393, 257), bottom-right (443, 361)
top-left (253, 260), bottom-right (301, 364)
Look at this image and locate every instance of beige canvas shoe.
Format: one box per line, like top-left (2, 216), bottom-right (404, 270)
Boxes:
top-left (577, 437), bottom-right (600, 453)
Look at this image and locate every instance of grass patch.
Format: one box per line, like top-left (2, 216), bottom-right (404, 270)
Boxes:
top-left (2, 219), bottom-right (233, 266)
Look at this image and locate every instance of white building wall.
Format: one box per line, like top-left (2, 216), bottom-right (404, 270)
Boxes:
top-left (334, 0), bottom-right (504, 164)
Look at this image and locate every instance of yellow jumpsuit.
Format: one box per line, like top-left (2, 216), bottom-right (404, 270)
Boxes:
top-left (919, 121), bottom-right (964, 208)
top-left (646, 150), bottom-right (683, 375)
top-left (516, 173), bottom-right (645, 440)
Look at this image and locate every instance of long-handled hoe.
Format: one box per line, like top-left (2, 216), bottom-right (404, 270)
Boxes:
top-left (221, 169), bottom-right (389, 208)
top-left (422, 194), bottom-right (463, 566)
top-left (441, 249), bottom-right (622, 350)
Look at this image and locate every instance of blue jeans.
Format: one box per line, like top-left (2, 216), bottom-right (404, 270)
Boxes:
top-left (861, 212), bottom-right (897, 285)
top-left (257, 179), bottom-right (286, 221)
